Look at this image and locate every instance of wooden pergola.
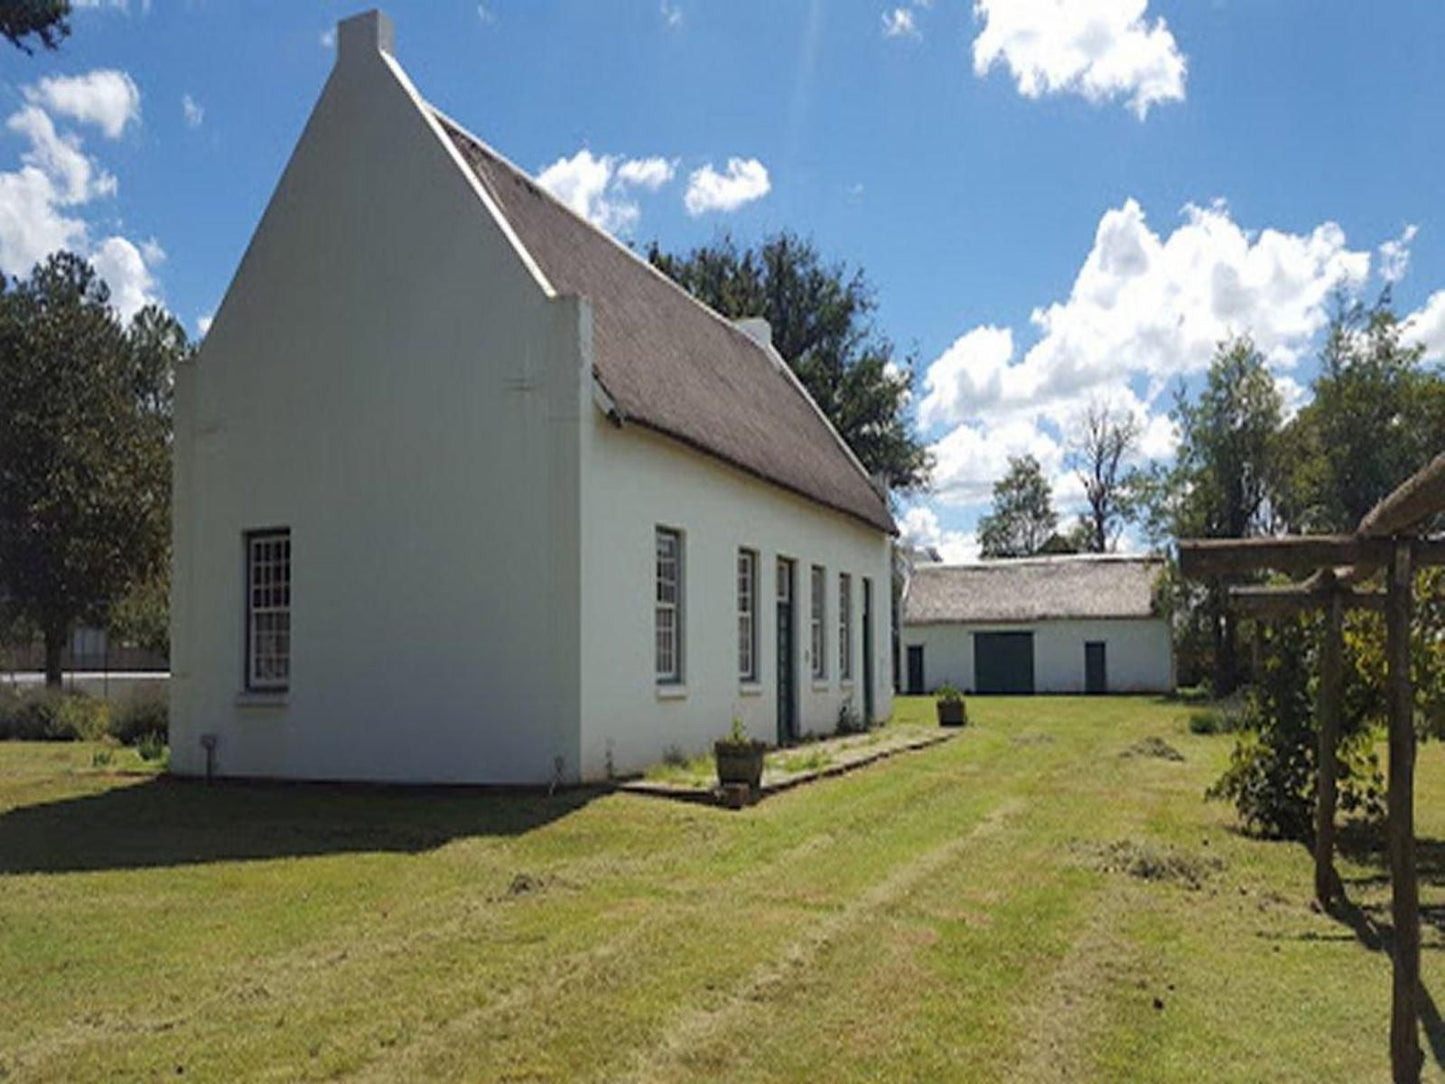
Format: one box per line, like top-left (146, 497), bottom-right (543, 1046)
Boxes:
top-left (1179, 450), bottom-right (1445, 1084)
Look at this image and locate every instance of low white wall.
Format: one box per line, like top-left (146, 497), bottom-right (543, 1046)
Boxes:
top-left (579, 418), bottom-right (895, 780)
top-left (901, 618), bottom-right (1174, 694)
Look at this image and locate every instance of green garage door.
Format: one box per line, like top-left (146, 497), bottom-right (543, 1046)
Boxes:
top-left (975, 631), bottom-right (1035, 694)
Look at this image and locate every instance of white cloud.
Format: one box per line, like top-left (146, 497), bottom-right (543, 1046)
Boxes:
top-left (661, 0), bottom-right (682, 28)
top-left (0, 73), bottom-right (161, 320)
top-left (899, 506), bottom-right (979, 564)
top-left (181, 93), bottom-right (204, 129)
top-left (683, 157), bottom-right (771, 215)
top-left (615, 156), bottom-right (676, 190)
top-left (1379, 224), bottom-right (1418, 284)
top-left (917, 197), bottom-right (1373, 512)
top-left (477, 3), bottom-right (495, 24)
top-left (320, 28), bottom-right (336, 49)
top-left (882, 8), bottom-right (920, 39)
top-left (73, 0), bottom-right (151, 12)
top-left (197, 312), bottom-right (213, 337)
top-left (971, 0), bottom-right (1186, 119)
top-left (537, 149), bottom-right (678, 235)
top-left (7, 105), bottom-right (114, 204)
top-left (1404, 290), bottom-right (1445, 363)
top-left (25, 70), bottom-right (141, 139)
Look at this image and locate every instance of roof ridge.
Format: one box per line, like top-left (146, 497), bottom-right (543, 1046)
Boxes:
top-left (428, 105), bottom-right (887, 506)
top-left (921, 553), bottom-right (1163, 571)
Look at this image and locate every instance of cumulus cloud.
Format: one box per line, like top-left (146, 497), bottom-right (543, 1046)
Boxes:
top-left (882, 8), bottom-right (920, 39)
top-left (661, 0), bottom-right (682, 28)
top-left (1378, 224), bottom-right (1418, 284)
top-left (197, 312), bottom-right (213, 337)
top-left (537, 149), bottom-right (678, 235)
top-left (1404, 290), bottom-right (1445, 363)
top-left (0, 70), bottom-right (161, 320)
top-left (182, 93), bottom-right (204, 129)
top-left (917, 197), bottom-right (1373, 510)
top-left (683, 157), bottom-right (771, 215)
top-left (25, 70), bottom-right (141, 139)
top-left (971, 0), bottom-right (1186, 119)
top-left (899, 506), bottom-right (979, 564)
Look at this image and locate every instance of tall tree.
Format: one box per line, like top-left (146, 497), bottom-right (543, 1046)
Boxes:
top-left (1067, 400), bottom-right (1141, 553)
top-left (1278, 294), bottom-right (1445, 533)
top-left (978, 455), bottom-right (1058, 559)
top-left (647, 231), bottom-right (932, 494)
top-left (0, 253), bottom-right (187, 686)
top-left (1165, 336), bottom-right (1284, 694)
top-left (1, 0), bottom-right (70, 54)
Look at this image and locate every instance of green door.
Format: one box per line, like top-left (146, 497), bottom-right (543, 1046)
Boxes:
top-left (1085, 641), bottom-right (1107, 694)
top-left (776, 559), bottom-right (797, 744)
top-left (975, 631), bottom-right (1035, 694)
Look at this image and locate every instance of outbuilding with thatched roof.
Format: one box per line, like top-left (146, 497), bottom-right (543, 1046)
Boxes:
top-left (900, 554), bottom-right (1173, 695)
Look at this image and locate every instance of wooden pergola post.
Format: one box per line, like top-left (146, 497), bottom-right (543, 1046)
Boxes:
top-left (1386, 540), bottom-right (1421, 1082)
top-left (1315, 577), bottom-right (1344, 907)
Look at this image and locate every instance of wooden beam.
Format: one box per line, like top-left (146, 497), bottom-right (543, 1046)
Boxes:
top-left (1179, 536), bottom-right (1393, 578)
top-left (1179, 535), bottom-right (1445, 582)
top-left (1226, 584), bottom-right (1385, 617)
top-left (1386, 541), bottom-right (1422, 1082)
top-left (1362, 451), bottom-right (1445, 539)
top-left (1315, 583), bottom-right (1345, 906)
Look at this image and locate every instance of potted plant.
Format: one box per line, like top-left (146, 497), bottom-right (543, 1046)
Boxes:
top-left (715, 715), bottom-right (767, 791)
top-left (935, 684), bottom-right (968, 727)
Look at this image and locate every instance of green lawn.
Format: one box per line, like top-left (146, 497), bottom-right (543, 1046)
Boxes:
top-left (2, 696), bottom-right (1444, 1082)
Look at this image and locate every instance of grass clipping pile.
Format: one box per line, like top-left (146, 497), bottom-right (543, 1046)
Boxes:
top-left (1120, 736), bottom-right (1185, 762)
top-left (1073, 839), bottom-right (1225, 890)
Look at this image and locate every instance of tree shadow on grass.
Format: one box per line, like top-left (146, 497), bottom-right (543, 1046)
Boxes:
top-left (0, 775), bottom-right (602, 874)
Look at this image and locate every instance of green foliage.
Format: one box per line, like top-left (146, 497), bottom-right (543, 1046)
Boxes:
top-left (0, 0), bottom-right (70, 54)
top-left (1187, 704), bottom-right (1242, 735)
top-left (1278, 295), bottom-right (1445, 533)
top-left (978, 455), bottom-right (1058, 558)
top-left (646, 231), bottom-right (932, 494)
top-left (0, 253), bottom-right (191, 684)
top-left (1206, 618), bottom-right (1383, 839)
top-left (108, 573), bottom-right (169, 656)
top-left (108, 691), bottom-right (167, 747)
top-left (934, 683), bottom-right (964, 704)
top-left (0, 687), bottom-right (109, 741)
top-left (136, 730), bottom-right (166, 763)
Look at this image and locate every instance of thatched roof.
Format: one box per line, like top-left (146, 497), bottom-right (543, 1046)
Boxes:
top-left (435, 114), bottom-right (895, 535)
top-left (904, 554), bottom-right (1164, 624)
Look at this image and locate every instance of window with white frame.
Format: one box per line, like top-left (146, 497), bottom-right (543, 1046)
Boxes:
top-left (655, 527), bottom-right (682, 683)
top-left (246, 529), bottom-right (291, 691)
top-left (839, 572), bottom-right (853, 680)
top-left (810, 564), bottom-right (826, 680)
top-left (738, 548), bottom-right (757, 681)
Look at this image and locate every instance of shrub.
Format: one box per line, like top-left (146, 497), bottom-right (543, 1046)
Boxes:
top-left (1206, 618), bottom-right (1383, 839)
top-left (136, 731), bottom-right (167, 763)
top-left (109, 692), bottom-right (168, 747)
top-left (935, 683), bottom-right (964, 704)
top-left (1188, 704), bottom-right (1244, 735)
top-left (0, 688), bottom-right (109, 741)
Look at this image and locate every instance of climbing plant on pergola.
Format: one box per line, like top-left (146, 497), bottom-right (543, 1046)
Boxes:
top-left (1179, 450), bottom-right (1445, 1084)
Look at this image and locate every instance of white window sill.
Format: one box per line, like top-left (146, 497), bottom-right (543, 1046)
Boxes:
top-left (236, 690), bottom-right (288, 708)
top-left (655, 683), bottom-right (688, 700)
top-left (811, 680), bottom-right (831, 692)
top-left (738, 682), bottom-right (763, 697)
top-left (840, 679), bottom-right (855, 690)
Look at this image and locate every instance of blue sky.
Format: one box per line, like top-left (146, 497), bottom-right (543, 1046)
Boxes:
top-left (4, 1), bottom-right (1444, 558)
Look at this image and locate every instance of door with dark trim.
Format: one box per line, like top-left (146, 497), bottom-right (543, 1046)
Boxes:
top-left (862, 578), bottom-right (875, 724)
top-left (1085, 641), bottom-right (1107, 694)
top-left (906, 645), bottom-right (924, 694)
top-left (776, 558), bottom-right (797, 744)
top-left (975, 631), bottom-right (1035, 694)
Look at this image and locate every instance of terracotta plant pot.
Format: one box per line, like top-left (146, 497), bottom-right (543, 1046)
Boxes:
top-left (936, 701), bottom-right (967, 727)
top-left (715, 739), bottom-right (767, 790)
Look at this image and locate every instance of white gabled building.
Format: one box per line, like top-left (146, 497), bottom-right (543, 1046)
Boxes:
top-left (169, 10), bottom-right (895, 785)
top-left (900, 555), bottom-right (1174, 695)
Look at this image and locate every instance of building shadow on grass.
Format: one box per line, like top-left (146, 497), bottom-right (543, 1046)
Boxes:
top-left (0, 775), bottom-right (602, 874)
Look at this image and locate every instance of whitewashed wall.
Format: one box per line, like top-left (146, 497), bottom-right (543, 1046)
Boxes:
top-left (579, 418), bottom-right (895, 780)
top-left (171, 16), bottom-right (586, 784)
top-left (900, 618), bottom-right (1174, 694)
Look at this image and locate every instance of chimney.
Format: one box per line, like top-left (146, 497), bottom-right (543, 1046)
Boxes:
top-left (734, 317), bottom-right (772, 351)
top-left (336, 9), bottom-right (394, 61)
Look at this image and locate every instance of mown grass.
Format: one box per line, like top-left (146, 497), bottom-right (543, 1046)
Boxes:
top-left (2, 696), bottom-right (1444, 1081)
